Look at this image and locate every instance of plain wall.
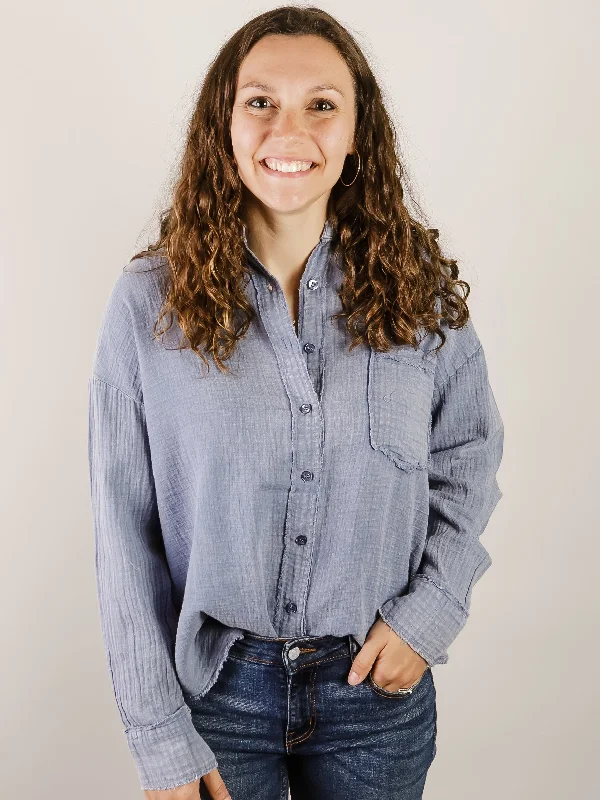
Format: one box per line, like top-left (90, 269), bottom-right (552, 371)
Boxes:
top-left (1, 1), bottom-right (598, 797)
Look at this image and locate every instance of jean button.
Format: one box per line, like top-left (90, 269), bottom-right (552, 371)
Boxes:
top-left (288, 646), bottom-right (300, 660)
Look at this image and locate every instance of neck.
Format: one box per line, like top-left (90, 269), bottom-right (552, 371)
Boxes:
top-left (241, 204), bottom-right (329, 288)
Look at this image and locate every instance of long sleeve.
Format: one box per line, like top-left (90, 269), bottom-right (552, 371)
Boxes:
top-left (87, 272), bottom-right (217, 791)
top-left (88, 376), bottom-right (218, 790)
top-left (378, 342), bottom-right (504, 666)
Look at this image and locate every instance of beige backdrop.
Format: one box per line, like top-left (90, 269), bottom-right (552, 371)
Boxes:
top-left (2, 1), bottom-right (597, 798)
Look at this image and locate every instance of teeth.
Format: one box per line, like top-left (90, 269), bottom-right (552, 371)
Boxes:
top-left (263, 158), bottom-right (314, 173)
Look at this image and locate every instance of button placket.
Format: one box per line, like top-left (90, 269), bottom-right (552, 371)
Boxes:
top-left (248, 239), bottom-right (329, 637)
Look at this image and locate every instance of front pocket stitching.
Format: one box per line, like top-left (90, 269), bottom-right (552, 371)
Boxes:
top-left (368, 351), bottom-right (433, 470)
top-left (367, 667), bottom-right (428, 698)
top-left (374, 351), bottom-right (435, 374)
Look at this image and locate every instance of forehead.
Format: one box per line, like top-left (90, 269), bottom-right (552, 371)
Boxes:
top-left (237, 34), bottom-right (352, 91)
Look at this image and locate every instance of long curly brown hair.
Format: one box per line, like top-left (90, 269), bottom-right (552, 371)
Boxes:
top-left (129, 5), bottom-right (470, 375)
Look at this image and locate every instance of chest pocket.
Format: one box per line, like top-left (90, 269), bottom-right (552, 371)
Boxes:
top-left (367, 349), bottom-right (436, 472)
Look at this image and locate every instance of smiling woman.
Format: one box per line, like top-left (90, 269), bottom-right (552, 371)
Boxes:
top-left (88, 5), bottom-right (504, 800)
top-left (230, 31), bottom-right (359, 282)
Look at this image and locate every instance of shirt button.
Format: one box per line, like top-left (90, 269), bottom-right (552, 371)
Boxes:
top-left (299, 403), bottom-right (312, 414)
top-left (307, 278), bottom-right (319, 290)
top-left (288, 646), bottom-right (300, 660)
top-left (285, 601), bottom-right (297, 614)
top-left (301, 470), bottom-right (314, 481)
top-left (267, 283), bottom-right (273, 291)
top-left (303, 342), bottom-right (316, 354)
top-left (295, 535), bottom-right (307, 545)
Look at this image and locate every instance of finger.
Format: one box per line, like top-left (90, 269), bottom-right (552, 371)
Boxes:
top-left (372, 667), bottom-right (427, 692)
top-left (347, 641), bottom-right (383, 685)
top-left (202, 767), bottom-right (232, 800)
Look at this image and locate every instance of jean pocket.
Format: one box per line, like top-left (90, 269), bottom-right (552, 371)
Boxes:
top-left (367, 349), bottom-right (435, 471)
top-left (366, 666), bottom-right (430, 699)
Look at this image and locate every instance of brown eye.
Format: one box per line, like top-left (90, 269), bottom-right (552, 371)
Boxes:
top-left (247, 97), bottom-right (272, 109)
top-left (314, 99), bottom-right (336, 111)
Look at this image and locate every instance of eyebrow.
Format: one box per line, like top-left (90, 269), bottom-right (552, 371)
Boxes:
top-left (238, 81), bottom-right (345, 98)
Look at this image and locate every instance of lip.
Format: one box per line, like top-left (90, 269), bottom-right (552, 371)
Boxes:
top-left (259, 158), bottom-right (318, 178)
top-left (261, 156), bottom-right (315, 163)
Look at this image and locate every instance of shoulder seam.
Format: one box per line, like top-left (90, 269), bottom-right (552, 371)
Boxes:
top-left (89, 374), bottom-right (143, 407)
top-left (436, 342), bottom-right (483, 393)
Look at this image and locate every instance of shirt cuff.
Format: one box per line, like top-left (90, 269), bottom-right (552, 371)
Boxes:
top-left (378, 574), bottom-right (468, 667)
top-left (125, 703), bottom-right (217, 791)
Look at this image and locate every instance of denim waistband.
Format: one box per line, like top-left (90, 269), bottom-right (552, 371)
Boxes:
top-left (243, 632), bottom-right (350, 641)
top-left (232, 632), bottom-right (358, 672)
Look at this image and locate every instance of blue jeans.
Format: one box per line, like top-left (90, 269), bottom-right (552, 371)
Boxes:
top-left (189, 632), bottom-right (437, 799)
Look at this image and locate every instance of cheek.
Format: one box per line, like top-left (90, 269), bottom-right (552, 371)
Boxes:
top-left (317, 127), bottom-right (353, 158)
top-left (230, 116), bottom-right (261, 160)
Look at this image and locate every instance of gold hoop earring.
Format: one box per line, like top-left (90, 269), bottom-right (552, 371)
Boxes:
top-left (340, 152), bottom-right (361, 187)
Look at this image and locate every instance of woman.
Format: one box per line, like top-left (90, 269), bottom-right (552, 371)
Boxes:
top-left (88, 6), bottom-right (504, 800)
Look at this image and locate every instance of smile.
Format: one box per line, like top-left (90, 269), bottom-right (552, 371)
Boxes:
top-left (259, 158), bottom-right (318, 177)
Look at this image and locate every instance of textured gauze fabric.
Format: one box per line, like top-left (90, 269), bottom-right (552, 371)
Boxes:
top-left (87, 218), bottom-right (504, 790)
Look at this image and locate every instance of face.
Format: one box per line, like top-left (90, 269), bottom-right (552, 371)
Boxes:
top-left (231, 34), bottom-right (357, 216)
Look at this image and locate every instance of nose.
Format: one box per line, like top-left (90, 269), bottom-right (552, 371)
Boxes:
top-left (271, 108), bottom-right (307, 138)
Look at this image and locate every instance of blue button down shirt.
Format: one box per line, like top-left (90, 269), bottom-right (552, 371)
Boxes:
top-left (87, 218), bottom-right (504, 790)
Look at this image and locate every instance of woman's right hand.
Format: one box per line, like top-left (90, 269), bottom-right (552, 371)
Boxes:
top-left (143, 767), bottom-right (231, 800)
